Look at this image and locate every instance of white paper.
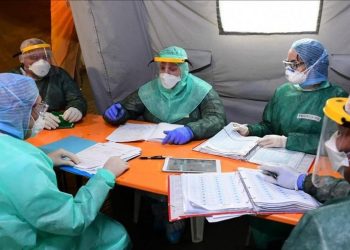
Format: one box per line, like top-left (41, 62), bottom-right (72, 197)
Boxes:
top-left (193, 123), bottom-right (314, 173)
top-left (182, 173), bottom-right (252, 212)
top-left (74, 142), bottom-right (141, 174)
top-left (238, 168), bottom-right (320, 212)
top-left (106, 122), bottom-right (183, 142)
top-left (168, 168), bottom-right (320, 221)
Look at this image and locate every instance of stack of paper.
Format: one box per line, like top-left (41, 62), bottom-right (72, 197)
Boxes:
top-left (194, 124), bottom-right (259, 159)
top-left (106, 122), bottom-right (183, 142)
top-left (74, 142), bottom-right (141, 174)
top-left (168, 168), bottom-right (320, 222)
top-left (193, 123), bottom-right (315, 173)
top-left (239, 168), bottom-right (320, 213)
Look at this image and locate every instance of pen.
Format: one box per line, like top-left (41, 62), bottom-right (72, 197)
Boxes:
top-left (139, 155), bottom-right (167, 160)
top-left (261, 170), bottom-right (278, 179)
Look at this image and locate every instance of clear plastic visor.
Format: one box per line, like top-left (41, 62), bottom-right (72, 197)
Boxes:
top-left (312, 116), bottom-right (350, 187)
top-left (21, 48), bottom-right (54, 64)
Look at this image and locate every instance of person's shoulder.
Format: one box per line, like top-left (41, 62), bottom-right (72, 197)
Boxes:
top-left (327, 82), bottom-right (348, 96)
top-left (273, 82), bottom-right (294, 95)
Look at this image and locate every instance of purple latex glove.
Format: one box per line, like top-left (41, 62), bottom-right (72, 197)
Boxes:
top-left (162, 126), bottom-right (194, 145)
top-left (104, 103), bottom-right (126, 122)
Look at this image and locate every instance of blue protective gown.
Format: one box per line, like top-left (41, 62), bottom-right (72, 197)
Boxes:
top-left (0, 134), bottom-right (130, 249)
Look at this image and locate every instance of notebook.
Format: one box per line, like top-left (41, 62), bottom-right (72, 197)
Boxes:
top-left (193, 123), bottom-right (315, 173)
top-left (106, 122), bottom-right (184, 142)
top-left (40, 136), bottom-right (141, 176)
top-left (168, 168), bottom-right (320, 221)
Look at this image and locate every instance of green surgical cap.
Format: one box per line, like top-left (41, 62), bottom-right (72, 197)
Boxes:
top-left (158, 46), bottom-right (188, 60)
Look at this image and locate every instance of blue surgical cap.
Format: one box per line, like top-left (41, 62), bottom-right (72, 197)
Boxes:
top-left (291, 38), bottom-right (329, 87)
top-left (0, 73), bottom-right (39, 139)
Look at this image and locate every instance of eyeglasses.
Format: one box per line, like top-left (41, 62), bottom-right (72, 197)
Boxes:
top-left (32, 102), bottom-right (49, 116)
top-left (282, 60), bottom-right (304, 70)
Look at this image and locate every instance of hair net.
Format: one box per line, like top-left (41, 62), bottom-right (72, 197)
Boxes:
top-left (291, 38), bottom-right (329, 87)
top-left (0, 73), bottom-right (39, 139)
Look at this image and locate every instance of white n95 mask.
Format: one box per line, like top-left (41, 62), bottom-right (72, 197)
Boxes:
top-left (159, 73), bottom-right (181, 89)
top-left (29, 59), bottom-right (51, 77)
top-left (325, 133), bottom-right (350, 175)
top-left (285, 66), bottom-right (308, 85)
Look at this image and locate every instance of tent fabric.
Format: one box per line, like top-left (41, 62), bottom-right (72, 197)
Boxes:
top-left (69, 0), bottom-right (350, 123)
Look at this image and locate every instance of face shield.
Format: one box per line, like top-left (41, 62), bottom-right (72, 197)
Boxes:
top-left (312, 97), bottom-right (350, 187)
top-left (19, 43), bottom-right (57, 78)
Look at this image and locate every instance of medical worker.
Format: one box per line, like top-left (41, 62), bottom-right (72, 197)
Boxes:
top-left (260, 96), bottom-right (350, 249)
top-left (103, 46), bottom-right (226, 145)
top-left (0, 73), bottom-right (131, 249)
top-left (234, 38), bottom-right (347, 154)
top-left (11, 38), bottom-right (87, 130)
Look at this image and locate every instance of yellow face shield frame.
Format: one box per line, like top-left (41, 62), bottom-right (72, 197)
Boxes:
top-left (323, 97), bottom-right (350, 125)
top-left (153, 57), bottom-right (186, 64)
top-left (21, 44), bottom-right (51, 54)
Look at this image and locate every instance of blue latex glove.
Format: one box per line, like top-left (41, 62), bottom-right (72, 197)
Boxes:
top-left (162, 126), bottom-right (194, 145)
top-left (104, 103), bottom-right (125, 122)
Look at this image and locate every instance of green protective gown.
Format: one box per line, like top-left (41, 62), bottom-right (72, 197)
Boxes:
top-left (283, 176), bottom-right (350, 249)
top-left (247, 82), bottom-right (348, 154)
top-left (11, 66), bottom-right (87, 115)
top-left (105, 88), bottom-right (227, 139)
top-left (0, 134), bottom-right (130, 249)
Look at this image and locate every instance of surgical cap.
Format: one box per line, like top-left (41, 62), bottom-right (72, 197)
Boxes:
top-left (159, 46), bottom-right (188, 60)
top-left (0, 73), bottom-right (38, 139)
top-left (291, 38), bottom-right (329, 87)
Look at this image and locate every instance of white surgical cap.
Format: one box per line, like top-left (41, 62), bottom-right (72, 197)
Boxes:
top-left (0, 73), bottom-right (39, 139)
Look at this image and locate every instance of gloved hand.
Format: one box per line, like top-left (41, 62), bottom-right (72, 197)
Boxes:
top-left (104, 103), bottom-right (126, 123)
top-left (63, 107), bottom-right (83, 122)
top-left (103, 156), bottom-right (129, 177)
top-left (44, 112), bottom-right (60, 130)
top-left (259, 165), bottom-right (303, 190)
top-left (162, 126), bottom-right (194, 145)
top-left (48, 149), bottom-right (80, 166)
top-left (257, 135), bottom-right (287, 148)
top-left (232, 122), bottom-right (249, 136)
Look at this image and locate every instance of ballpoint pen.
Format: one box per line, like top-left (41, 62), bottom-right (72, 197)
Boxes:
top-left (139, 155), bottom-right (167, 160)
top-left (261, 170), bottom-right (278, 179)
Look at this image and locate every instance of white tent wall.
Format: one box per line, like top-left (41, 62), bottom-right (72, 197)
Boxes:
top-left (70, 0), bottom-right (350, 123)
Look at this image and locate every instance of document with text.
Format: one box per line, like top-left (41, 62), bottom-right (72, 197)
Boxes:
top-left (193, 123), bottom-right (315, 173)
top-left (106, 122), bottom-right (184, 142)
top-left (168, 168), bottom-right (320, 221)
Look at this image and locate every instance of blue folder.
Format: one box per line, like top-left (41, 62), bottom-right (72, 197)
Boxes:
top-left (40, 136), bottom-right (97, 178)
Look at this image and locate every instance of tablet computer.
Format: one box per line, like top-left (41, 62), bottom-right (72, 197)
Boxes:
top-left (162, 157), bottom-right (221, 173)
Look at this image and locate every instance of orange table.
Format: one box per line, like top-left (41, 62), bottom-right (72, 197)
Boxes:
top-left (27, 114), bottom-right (302, 226)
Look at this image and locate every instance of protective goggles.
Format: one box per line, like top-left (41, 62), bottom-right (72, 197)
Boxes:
top-left (32, 102), bottom-right (49, 117)
top-left (282, 60), bottom-right (304, 70)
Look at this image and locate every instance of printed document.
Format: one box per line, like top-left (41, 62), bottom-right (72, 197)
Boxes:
top-left (193, 123), bottom-right (314, 173)
top-left (168, 168), bottom-right (320, 221)
top-left (106, 122), bottom-right (183, 142)
top-left (74, 142), bottom-right (141, 174)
